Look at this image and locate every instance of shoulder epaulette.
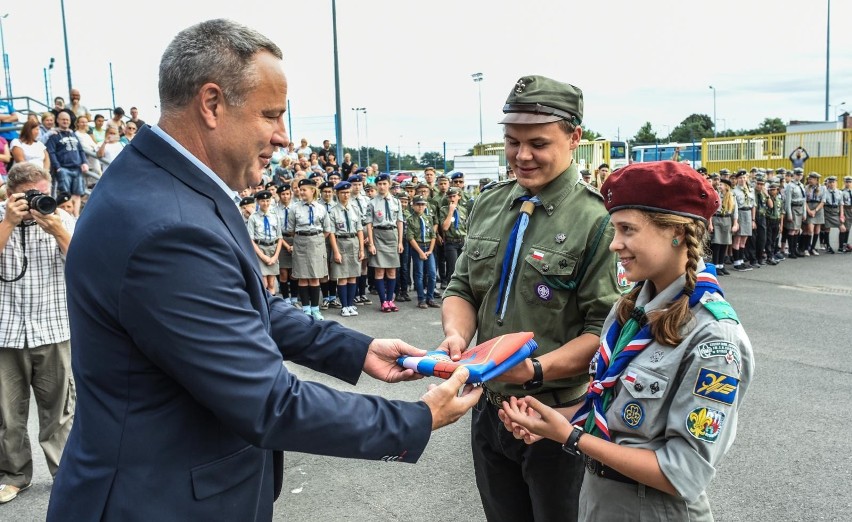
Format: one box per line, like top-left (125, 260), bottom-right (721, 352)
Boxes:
top-left (701, 299), bottom-right (740, 324)
top-left (480, 178), bottom-right (514, 193)
top-left (579, 180), bottom-right (604, 200)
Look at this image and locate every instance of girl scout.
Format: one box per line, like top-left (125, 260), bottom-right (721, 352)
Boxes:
top-left (276, 184), bottom-right (297, 305)
top-left (731, 171), bottom-right (755, 270)
top-left (287, 179), bottom-right (332, 320)
top-left (708, 179), bottom-right (737, 276)
top-left (247, 190), bottom-right (283, 294)
top-left (328, 181), bottom-right (365, 317)
top-left (501, 161), bottom-right (754, 522)
top-left (366, 173), bottom-right (404, 312)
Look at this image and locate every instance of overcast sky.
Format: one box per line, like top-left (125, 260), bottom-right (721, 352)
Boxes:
top-left (3, 0), bottom-right (850, 157)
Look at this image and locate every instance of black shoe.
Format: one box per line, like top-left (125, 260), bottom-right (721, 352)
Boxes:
top-left (827, 246), bottom-right (835, 254)
top-left (766, 258), bottom-right (779, 266)
top-left (733, 264), bottom-right (752, 271)
top-left (750, 262), bottom-right (762, 269)
top-left (719, 267), bottom-right (731, 275)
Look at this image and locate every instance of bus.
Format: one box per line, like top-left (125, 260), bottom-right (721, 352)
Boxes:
top-left (629, 142), bottom-right (702, 169)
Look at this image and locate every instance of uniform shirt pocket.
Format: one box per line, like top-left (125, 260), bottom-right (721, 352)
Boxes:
top-left (465, 237), bottom-right (500, 295)
top-left (609, 365), bottom-right (670, 438)
top-left (518, 246), bottom-right (578, 309)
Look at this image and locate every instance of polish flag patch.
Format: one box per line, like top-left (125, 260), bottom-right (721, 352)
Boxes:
top-left (532, 251), bottom-right (544, 261)
top-left (625, 371), bottom-right (637, 384)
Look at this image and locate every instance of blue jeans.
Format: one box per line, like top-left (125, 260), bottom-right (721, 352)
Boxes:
top-left (411, 243), bottom-right (436, 302)
top-left (55, 167), bottom-right (86, 196)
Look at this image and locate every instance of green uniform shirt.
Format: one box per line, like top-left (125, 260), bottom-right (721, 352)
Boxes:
top-left (438, 202), bottom-right (468, 241)
top-left (405, 212), bottom-right (436, 243)
top-left (444, 163), bottom-right (621, 398)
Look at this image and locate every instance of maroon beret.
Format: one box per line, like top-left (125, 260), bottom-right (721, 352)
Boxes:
top-left (600, 161), bottom-right (720, 223)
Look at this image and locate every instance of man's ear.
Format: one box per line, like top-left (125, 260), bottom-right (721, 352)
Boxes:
top-left (198, 83), bottom-right (224, 129)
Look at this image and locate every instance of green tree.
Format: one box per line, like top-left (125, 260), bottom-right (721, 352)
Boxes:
top-left (752, 117), bottom-right (786, 135)
top-left (419, 151), bottom-right (445, 170)
top-left (631, 122), bottom-right (658, 144)
top-left (582, 128), bottom-right (601, 141)
top-left (669, 114), bottom-right (714, 143)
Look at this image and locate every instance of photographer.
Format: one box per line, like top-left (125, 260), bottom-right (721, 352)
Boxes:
top-left (0, 163), bottom-right (75, 505)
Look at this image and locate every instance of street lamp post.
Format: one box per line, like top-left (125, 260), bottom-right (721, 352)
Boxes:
top-left (0, 13), bottom-right (11, 99)
top-left (60, 0), bottom-right (73, 96)
top-left (398, 136), bottom-right (402, 171)
top-left (835, 102), bottom-right (846, 119)
top-left (709, 85), bottom-right (717, 137)
top-left (363, 109), bottom-right (369, 167)
top-left (351, 107), bottom-right (363, 165)
top-left (472, 73), bottom-right (484, 150)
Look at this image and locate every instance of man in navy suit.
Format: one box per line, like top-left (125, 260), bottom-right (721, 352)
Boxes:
top-left (47, 19), bottom-right (480, 521)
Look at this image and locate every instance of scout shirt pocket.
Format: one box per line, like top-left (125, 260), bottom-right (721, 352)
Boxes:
top-left (518, 245), bottom-right (578, 310)
top-left (464, 236), bottom-right (500, 296)
top-left (609, 365), bottom-right (670, 439)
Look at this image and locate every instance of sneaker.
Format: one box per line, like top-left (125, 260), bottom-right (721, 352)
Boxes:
top-left (330, 297), bottom-right (343, 309)
top-left (311, 309), bottom-right (325, 321)
top-left (827, 246), bottom-right (836, 254)
top-left (348, 306), bottom-right (359, 316)
top-left (802, 250), bottom-right (810, 257)
top-left (381, 301), bottom-right (391, 313)
top-left (810, 249), bottom-right (819, 256)
top-left (750, 262), bottom-right (761, 269)
top-left (360, 296), bottom-right (372, 305)
top-left (388, 301), bottom-right (399, 312)
top-left (733, 264), bottom-right (752, 272)
top-left (766, 258), bottom-right (779, 266)
top-left (320, 299), bottom-right (330, 310)
top-left (719, 267), bottom-right (731, 276)
top-left (340, 307), bottom-right (352, 317)
top-left (0, 483), bottom-right (30, 504)
top-left (426, 300), bottom-right (441, 308)
top-left (418, 300), bottom-right (428, 309)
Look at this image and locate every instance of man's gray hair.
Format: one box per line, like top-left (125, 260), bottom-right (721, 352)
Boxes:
top-left (7, 163), bottom-right (51, 191)
top-left (158, 19), bottom-right (282, 112)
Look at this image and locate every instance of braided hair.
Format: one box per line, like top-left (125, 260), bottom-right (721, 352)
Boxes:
top-left (614, 213), bottom-right (707, 346)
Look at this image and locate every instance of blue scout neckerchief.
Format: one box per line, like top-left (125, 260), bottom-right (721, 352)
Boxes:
top-left (494, 196), bottom-right (540, 323)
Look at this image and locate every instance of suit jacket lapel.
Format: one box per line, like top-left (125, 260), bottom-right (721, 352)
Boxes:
top-left (130, 127), bottom-right (257, 261)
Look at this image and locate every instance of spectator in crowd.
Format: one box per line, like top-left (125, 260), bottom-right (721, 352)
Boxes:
top-left (90, 114), bottom-right (107, 144)
top-left (106, 107), bottom-right (126, 136)
top-left (49, 97), bottom-right (76, 128)
top-left (318, 139), bottom-right (333, 163)
top-left (789, 146), bottom-right (809, 170)
top-left (38, 113), bottom-right (56, 145)
top-left (56, 191), bottom-right (75, 216)
top-left (120, 122), bottom-right (137, 145)
top-left (68, 89), bottom-right (91, 121)
top-left (285, 141), bottom-right (298, 162)
top-left (128, 107), bottom-right (145, 129)
top-left (0, 135), bottom-right (8, 182)
top-left (11, 120), bottom-right (50, 172)
top-left (97, 127), bottom-right (125, 171)
top-left (341, 152), bottom-right (353, 177)
top-left (46, 112), bottom-right (89, 216)
top-left (296, 137), bottom-right (312, 157)
top-left (0, 163), bottom-right (76, 505)
top-left (0, 90), bottom-right (20, 141)
top-left (73, 116), bottom-right (102, 176)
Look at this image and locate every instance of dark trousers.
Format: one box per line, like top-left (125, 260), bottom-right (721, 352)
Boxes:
top-left (766, 219), bottom-right (781, 257)
top-left (435, 240), bottom-right (447, 285)
top-left (397, 242), bottom-right (411, 293)
top-left (754, 217), bottom-right (767, 260)
top-left (471, 397), bottom-right (582, 522)
top-left (443, 239), bottom-right (464, 282)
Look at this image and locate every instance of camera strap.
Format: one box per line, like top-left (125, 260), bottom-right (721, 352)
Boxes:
top-left (0, 224), bottom-right (30, 283)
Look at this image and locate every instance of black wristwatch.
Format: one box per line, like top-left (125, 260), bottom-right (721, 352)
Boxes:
top-left (522, 358), bottom-right (543, 390)
top-left (562, 425), bottom-right (584, 457)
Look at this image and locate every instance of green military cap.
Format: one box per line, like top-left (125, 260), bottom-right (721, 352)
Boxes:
top-left (436, 174), bottom-right (449, 181)
top-left (755, 173), bottom-right (765, 182)
top-left (808, 172), bottom-right (820, 179)
top-left (845, 176), bottom-right (852, 182)
top-left (709, 173), bottom-right (720, 180)
top-left (364, 182), bottom-right (377, 190)
top-left (499, 75), bottom-right (583, 126)
top-left (793, 167), bottom-right (804, 174)
top-left (479, 178), bottom-right (492, 185)
top-left (826, 176), bottom-right (837, 182)
top-left (719, 168), bottom-right (730, 175)
top-left (768, 183), bottom-right (780, 190)
top-left (412, 195), bottom-right (427, 204)
top-left (416, 183), bottom-right (431, 190)
top-left (396, 192), bottom-right (410, 200)
top-left (775, 167), bottom-right (786, 174)
top-left (447, 187), bottom-right (462, 196)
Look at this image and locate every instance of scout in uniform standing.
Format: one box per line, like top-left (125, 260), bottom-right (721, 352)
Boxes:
top-left (501, 161), bottom-right (754, 522)
top-left (405, 195), bottom-right (439, 309)
top-left (239, 195), bottom-right (256, 227)
top-left (821, 176), bottom-right (843, 253)
top-left (753, 175), bottom-right (777, 265)
top-left (395, 192), bottom-right (413, 303)
top-left (318, 180), bottom-right (341, 310)
top-left (804, 172), bottom-right (825, 256)
top-left (348, 174), bottom-right (373, 305)
top-left (438, 186), bottom-right (468, 283)
top-left (287, 179), bottom-right (332, 320)
top-left (784, 167), bottom-right (807, 257)
top-left (709, 178), bottom-right (737, 275)
top-left (732, 171), bottom-right (756, 271)
top-left (248, 190), bottom-right (284, 294)
top-left (765, 182), bottom-right (784, 261)
top-left (366, 173), bottom-right (404, 312)
top-left (327, 181), bottom-right (365, 317)
top-left (840, 176), bottom-right (852, 252)
top-left (276, 183), bottom-right (297, 304)
top-left (440, 75), bottom-right (621, 522)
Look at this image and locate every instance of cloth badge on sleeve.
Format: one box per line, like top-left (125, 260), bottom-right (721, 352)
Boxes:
top-left (692, 368), bottom-right (739, 405)
top-left (532, 250), bottom-right (545, 261)
top-left (535, 283), bottom-right (553, 301)
top-left (697, 341), bottom-right (741, 372)
top-left (622, 401), bottom-right (644, 428)
top-left (686, 407), bottom-right (726, 443)
top-left (624, 371), bottom-right (637, 384)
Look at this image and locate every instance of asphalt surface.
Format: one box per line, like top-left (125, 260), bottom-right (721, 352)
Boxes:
top-left (5, 248), bottom-right (852, 521)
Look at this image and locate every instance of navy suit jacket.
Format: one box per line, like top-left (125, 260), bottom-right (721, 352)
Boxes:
top-left (47, 127), bottom-right (432, 521)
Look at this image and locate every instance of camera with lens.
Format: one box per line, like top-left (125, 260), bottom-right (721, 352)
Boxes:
top-left (22, 190), bottom-right (58, 215)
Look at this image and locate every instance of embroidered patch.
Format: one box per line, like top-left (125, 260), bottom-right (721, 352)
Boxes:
top-left (697, 341), bottom-right (742, 372)
top-left (532, 250), bottom-right (544, 261)
top-left (376, 211), bottom-right (384, 218)
top-left (622, 402), bottom-right (644, 428)
top-left (692, 368), bottom-right (739, 405)
top-left (686, 407), bottom-right (726, 443)
top-left (624, 371), bottom-right (637, 384)
top-left (649, 349), bottom-right (665, 363)
top-left (535, 283), bottom-right (552, 301)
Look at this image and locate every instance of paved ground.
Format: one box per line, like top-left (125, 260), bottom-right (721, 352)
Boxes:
top-left (4, 249), bottom-right (851, 521)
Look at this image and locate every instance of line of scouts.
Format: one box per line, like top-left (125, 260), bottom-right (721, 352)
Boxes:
top-left (238, 169), bottom-right (475, 318)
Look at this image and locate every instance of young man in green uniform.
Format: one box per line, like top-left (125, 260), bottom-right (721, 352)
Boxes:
top-left (438, 186), bottom-right (468, 285)
top-left (440, 75), bottom-right (622, 521)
